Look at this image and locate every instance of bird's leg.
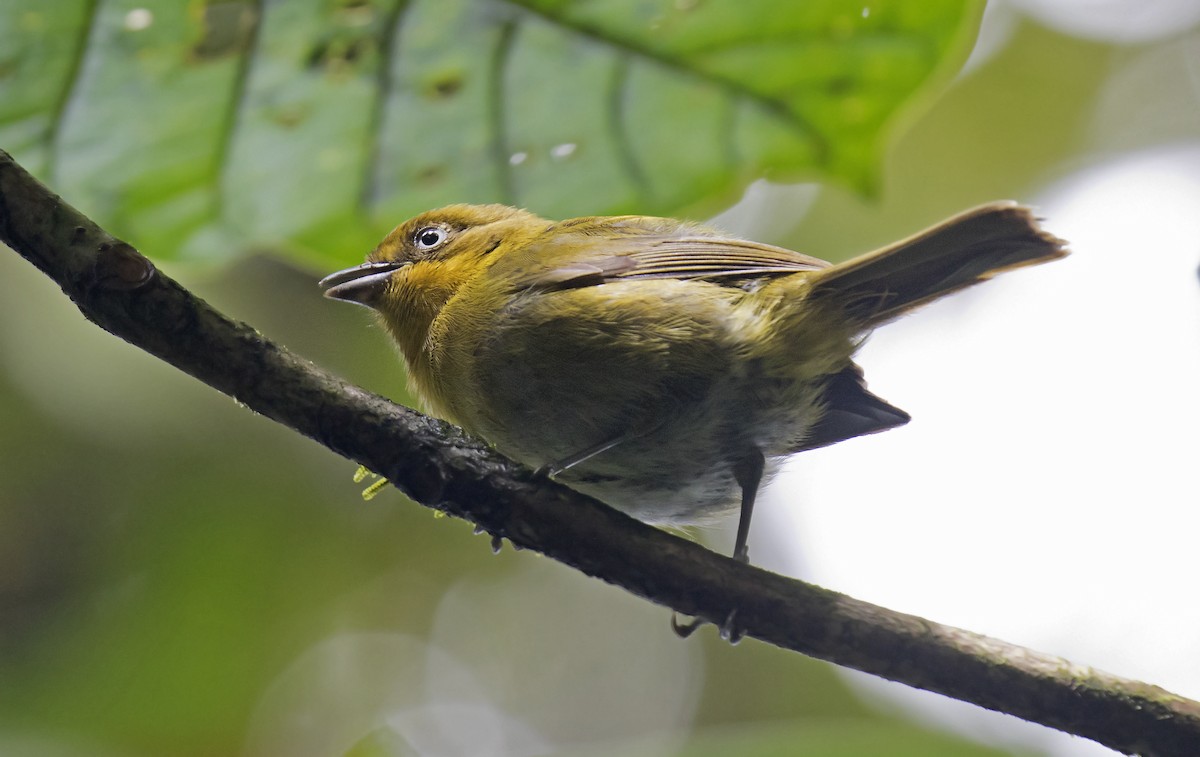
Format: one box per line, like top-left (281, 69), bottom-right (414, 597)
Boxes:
top-left (672, 447), bottom-right (765, 639)
top-left (731, 447), bottom-right (765, 563)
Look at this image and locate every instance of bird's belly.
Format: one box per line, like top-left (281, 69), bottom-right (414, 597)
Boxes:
top-left (566, 466), bottom-right (745, 524)
top-left (519, 386), bottom-right (819, 525)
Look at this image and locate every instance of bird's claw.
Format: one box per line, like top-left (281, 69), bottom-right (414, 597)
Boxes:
top-left (671, 612), bottom-right (704, 639)
top-left (719, 608), bottom-right (743, 645)
top-left (671, 607), bottom-right (743, 644)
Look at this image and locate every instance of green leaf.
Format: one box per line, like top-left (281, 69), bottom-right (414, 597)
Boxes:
top-left (0, 0), bottom-right (981, 264)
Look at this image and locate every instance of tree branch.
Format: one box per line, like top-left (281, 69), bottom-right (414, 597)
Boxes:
top-left (2, 149), bottom-right (1195, 756)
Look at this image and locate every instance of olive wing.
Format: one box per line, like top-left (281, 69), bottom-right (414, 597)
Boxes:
top-left (505, 220), bottom-right (830, 292)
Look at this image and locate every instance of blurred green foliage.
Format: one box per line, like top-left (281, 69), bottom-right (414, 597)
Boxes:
top-left (0, 0), bottom-right (1164, 755)
top-left (0, 0), bottom-right (977, 265)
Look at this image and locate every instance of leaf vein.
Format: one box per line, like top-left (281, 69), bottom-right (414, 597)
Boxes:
top-left (487, 15), bottom-right (520, 205)
top-left (211, 0), bottom-right (266, 222)
top-left (499, 0), bottom-right (827, 165)
top-left (45, 0), bottom-right (101, 185)
top-left (607, 55), bottom-right (650, 204)
top-left (360, 0), bottom-right (413, 211)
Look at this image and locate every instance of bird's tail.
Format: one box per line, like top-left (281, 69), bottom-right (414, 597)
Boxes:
top-left (808, 202), bottom-right (1068, 329)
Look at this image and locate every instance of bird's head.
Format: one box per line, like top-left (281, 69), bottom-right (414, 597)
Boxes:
top-left (320, 203), bottom-right (542, 311)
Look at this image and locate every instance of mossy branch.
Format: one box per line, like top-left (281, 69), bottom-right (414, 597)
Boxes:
top-left (1, 149), bottom-right (1196, 756)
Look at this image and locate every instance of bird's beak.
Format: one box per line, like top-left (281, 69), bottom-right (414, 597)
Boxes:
top-left (319, 261), bottom-right (408, 309)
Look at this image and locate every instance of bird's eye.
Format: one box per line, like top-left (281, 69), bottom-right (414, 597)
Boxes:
top-left (414, 226), bottom-right (448, 250)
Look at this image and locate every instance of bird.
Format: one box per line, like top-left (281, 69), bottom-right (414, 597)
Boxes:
top-left (321, 201), bottom-right (1066, 566)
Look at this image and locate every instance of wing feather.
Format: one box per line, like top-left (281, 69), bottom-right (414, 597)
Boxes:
top-left (515, 227), bottom-right (830, 292)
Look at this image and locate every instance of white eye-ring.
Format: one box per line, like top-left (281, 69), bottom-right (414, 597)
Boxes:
top-left (414, 226), bottom-right (449, 250)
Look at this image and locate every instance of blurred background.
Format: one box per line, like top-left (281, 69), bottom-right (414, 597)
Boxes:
top-left (2, 1), bottom-right (1198, 755)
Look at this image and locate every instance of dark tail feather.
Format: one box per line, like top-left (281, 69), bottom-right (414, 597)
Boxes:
top-left (794, 364), bottom-right (910, 453)
top-left (809, 203), bottom-right (1068, 328)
